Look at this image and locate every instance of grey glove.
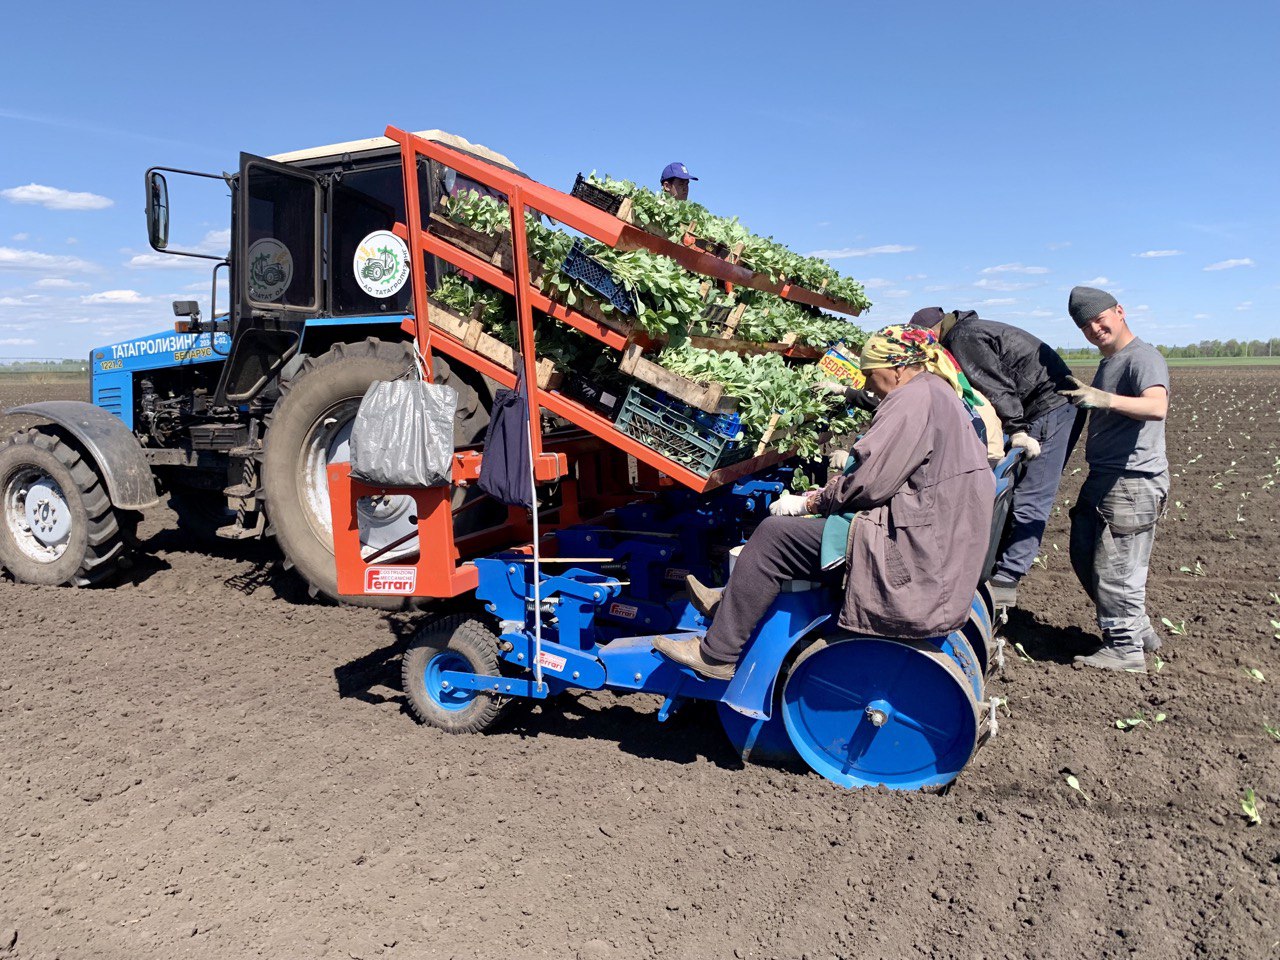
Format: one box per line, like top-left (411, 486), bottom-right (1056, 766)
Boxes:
top-left (1058, 375), bottom-right (1113, 411)
top-left (828, 449), bottom-right (850, 472)
top-left (1008, 432), bottom-right (1042, 460)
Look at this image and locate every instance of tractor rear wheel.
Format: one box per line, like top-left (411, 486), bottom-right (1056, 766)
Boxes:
top-left (402, 613), bottom-right (507, 733)
top-left (0, 428), bottom-right (134, 587)
top-left (262, 338), bottom-right (490, 608)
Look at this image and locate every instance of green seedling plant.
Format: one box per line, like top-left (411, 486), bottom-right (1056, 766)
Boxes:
top-left (1065, 774), bottom-right (1091, 804)
top-left (1263, 723), bottom-right (1280, 742)
top-left (1241, 788), bottom-right (1261, 825)
top-left (1115, 710), bottom-right (1167, 730)
top-left (1161, 617), bottom-right (1187, 637)
top-left (1243, 667), bottom-right (1267, 683)
top-left (1271, 619), bottom-right (1280, 640)
top-left (1153, 654), bottom-right (1165, 673)
top-left (1179, 561), bottom-right (1206, 576)
top-left (1014, 642), bottom-right (1035, 662)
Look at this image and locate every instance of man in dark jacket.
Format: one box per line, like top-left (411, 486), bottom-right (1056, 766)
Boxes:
top-left (910, 307), bottom-right (1082, 607)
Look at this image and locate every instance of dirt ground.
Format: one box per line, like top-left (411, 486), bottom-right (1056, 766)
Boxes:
top-left (1, 367), bottom-right (1277, 960)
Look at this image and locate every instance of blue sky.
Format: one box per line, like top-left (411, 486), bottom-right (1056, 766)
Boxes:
top-left (1, 0), bottom-right (1276, 358)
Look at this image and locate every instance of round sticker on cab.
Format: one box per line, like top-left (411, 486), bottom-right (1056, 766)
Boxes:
top-left (246, 237), bottom-right (293, 302)
top-left (354, 230), bottom-right (410, 298)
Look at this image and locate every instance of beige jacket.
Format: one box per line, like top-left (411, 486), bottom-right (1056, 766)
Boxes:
top-left (815, 372), bottom-right (995, 638)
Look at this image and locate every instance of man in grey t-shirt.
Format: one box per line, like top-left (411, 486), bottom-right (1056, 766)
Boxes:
top-left (1058, 286), bottom-right (1170, 672)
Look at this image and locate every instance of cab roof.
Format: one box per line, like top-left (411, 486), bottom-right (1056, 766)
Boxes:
top-left (268, 129), bottom-right (519, 171)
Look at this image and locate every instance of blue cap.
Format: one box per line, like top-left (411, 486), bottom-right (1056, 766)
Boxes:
top-left (660, 162), bottom-right (698, 182)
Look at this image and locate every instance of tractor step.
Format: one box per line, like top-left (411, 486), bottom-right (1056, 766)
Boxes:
top-left (223, 483), bottom-right (256, 498)
top-left (217, 511), bottom-right (265, 540)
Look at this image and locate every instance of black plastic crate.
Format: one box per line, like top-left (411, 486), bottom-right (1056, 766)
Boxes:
top-left (560, 239), bottom-right (636, 316)
top-left (562, 371), bottom-right (625, 421)
top-left (615, 387), bottom-right (751, 476)
top-left (570, 174), bottom-right (624, 216)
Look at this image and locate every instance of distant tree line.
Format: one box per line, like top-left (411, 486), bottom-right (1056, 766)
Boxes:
top-left (0, 358), bottom-right (89, 372)
top-left (1056, 338), bottom-right (1280, 360)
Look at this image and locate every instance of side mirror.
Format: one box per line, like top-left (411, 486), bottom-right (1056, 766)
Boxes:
top-left (146, 171), bottom-right (170, 251)
top-left (172, 300), bottom-right (200, 318)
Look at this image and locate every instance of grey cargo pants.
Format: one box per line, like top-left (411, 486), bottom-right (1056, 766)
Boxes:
top-left (1068, 470), bottom-right (1169, 655)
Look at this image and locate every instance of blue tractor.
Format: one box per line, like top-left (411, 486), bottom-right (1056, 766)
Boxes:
top-left (0, 132), bottom-right (514, 603)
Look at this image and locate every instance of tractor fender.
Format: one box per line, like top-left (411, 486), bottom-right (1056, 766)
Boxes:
top-left (3, 401), bottom-right (160, 510)
top-left (721, 589), bottom-right (833, 721)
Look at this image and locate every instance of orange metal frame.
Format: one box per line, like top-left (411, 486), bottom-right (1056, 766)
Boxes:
top-left (328, 125), bottom-right (854, 599)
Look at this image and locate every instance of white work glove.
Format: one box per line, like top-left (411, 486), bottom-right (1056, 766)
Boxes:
top-left (818, 380), bottom-right (851, 397)
top-left (1008, 432), bottom-right (1042, 460)
top-left (769, 493), bottom-right (811, 517)
top-left (828, 449), bottom-right (850, 472)
top-left (1058, 375), bottom-right (1113, 411)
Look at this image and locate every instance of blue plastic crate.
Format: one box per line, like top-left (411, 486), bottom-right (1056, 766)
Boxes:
top-left (615, 387), bottom-right (752, 476)
top-left (560, 239), bottom-right (636, 316)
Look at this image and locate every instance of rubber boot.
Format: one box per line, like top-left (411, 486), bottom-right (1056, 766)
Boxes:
top-left (684, 574), bottom-right (724, 618)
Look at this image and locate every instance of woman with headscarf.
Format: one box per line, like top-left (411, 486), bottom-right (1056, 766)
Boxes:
top-left (654, 325), bottom-right (996, 680)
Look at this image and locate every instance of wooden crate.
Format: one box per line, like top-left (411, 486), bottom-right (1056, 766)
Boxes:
top-left (471, 329), bottom-right (562, 390)
top-left (425, 300), bottom-right (484, 348)
top-left (618, 343), bottom-right (737, 415)
top-left (427, 212), bottom-right (514, 270)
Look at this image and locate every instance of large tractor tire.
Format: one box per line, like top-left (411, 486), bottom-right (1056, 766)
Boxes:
top-left (0, 428), bottom-right (134, 587)
top-left (261, 338), bottom-right (489, 608)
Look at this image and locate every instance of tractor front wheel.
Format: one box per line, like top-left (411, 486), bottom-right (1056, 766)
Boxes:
top-left (0, 428), bottom-right (134, 586)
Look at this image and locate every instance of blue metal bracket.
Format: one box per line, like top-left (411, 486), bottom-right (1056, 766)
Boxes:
top-left (437, 670), bottom-right (549, 699)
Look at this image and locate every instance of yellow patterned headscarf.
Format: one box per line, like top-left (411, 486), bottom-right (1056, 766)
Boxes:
top-left (859, 324), bottom-right (982, 407)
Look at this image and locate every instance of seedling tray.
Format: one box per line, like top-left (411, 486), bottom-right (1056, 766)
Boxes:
top-left (615, 386), bottom-right (751, 477)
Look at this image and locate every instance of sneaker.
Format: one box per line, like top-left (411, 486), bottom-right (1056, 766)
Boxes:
top-left (684, 574), bottom-right (724, 617)
top-left (988, 578), bottom-right (1018, 609)
top-left (1074, 647), bottom-right (1147, 673)
top-left (652, 636), bottom-right (735, 680)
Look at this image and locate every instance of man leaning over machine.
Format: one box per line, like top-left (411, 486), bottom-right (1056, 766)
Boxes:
top-left (908, 306), bottom-right (1082, 608)
top-left (653, 325), bottom-right (995, 680)
top-left (1058, 285), bottom-right (1170, 673)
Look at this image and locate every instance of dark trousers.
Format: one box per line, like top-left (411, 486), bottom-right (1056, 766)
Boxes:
top-left (702, 516), bottom-right (827, 664)
top-left (995, 403), bottom-right (1083, 582)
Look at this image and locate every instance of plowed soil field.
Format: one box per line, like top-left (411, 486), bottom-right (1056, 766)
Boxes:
top-left (1, 367), bottom-right (1277, 960)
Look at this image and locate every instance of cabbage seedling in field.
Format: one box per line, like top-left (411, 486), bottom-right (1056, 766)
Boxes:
top-left (1161, 617), bottom-right (1187, 636)
top-left (1241, 788), bottom-right (1261, 826)
top-left (1243, 667), bottom-right (1267, 683)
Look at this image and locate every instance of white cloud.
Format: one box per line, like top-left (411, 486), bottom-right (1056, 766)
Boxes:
top-left (1193, 313), bottom-right (1211, 320)
top-left (807, 244), bottom-right (916, 259)
top-left (81, 289), bottom-right (153, 304)
top-left (1235, 301), bottom-right (1253, 311)
top-left (0, 297), bottom-right (26, 306)
top-left (0, 246), bottom-right (97, 273)
top-left (878, 289), bottom-right (911, 299)
top-left (904, 274), bottom-right (927, 281)
top-left (11, 233), bottom-right (28, 241)
top-left (65, 237), bottom-right (78, 245)
top-left (33, 277), bottom-right (86, 289)
top-left (126, 253), bottom-right (210, 270)
top-left (1134, 250), bottom-right (1182, 258)
top-left (0, 337), bottom-right (37, 346)
top-left (981, 263), bottom-right (1049, 275)
top-left (1, 183), bottom-right (113, 211)
top-left (1027, 309), bottom-right (1056, 318)
top-left (975, 297), bottom-right (1018, 306)
top-left (1080, 276), bottom-right (1111, 286)
top-left (973, 278), bottom-right (1038, 292)
top-left (1047, 241), bottom-right (1071, 250)
top-left (1204, 258), bottom-right (1254, 271)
